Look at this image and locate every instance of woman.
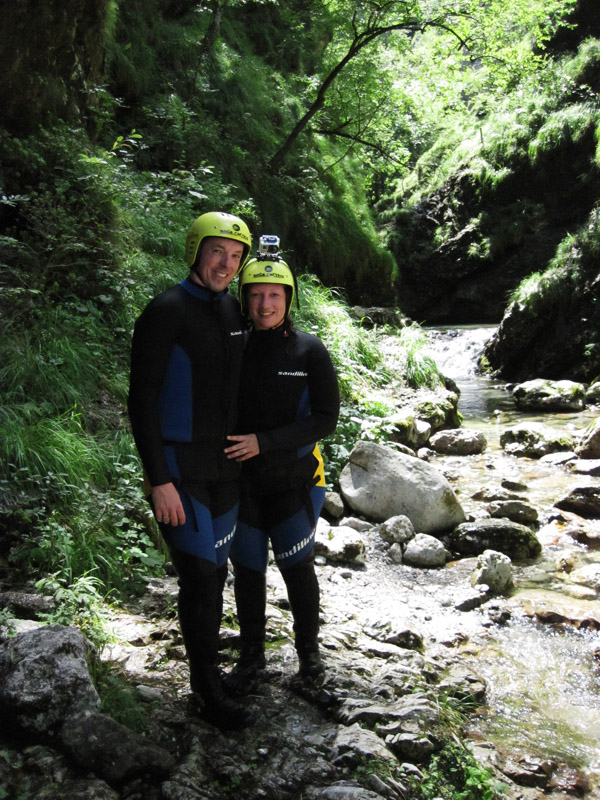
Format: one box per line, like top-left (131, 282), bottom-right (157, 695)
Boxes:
top-left (224, 252), bottom-right (340, 687)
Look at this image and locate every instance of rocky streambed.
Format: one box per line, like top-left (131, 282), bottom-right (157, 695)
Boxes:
top-left (2, 325), bottom-right (600, 800)
top-left (0, 531), bottom-right (542, 800)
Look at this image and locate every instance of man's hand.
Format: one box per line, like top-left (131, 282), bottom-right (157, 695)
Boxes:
top-left (152, 482), bottom-right (185, 526)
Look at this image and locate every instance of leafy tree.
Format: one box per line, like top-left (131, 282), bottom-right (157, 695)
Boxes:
top-left (268, 0), bottom-right (576, 172)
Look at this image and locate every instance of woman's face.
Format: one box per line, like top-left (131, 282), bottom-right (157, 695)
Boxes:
top-left (247, 283), bottom-right (287, 330)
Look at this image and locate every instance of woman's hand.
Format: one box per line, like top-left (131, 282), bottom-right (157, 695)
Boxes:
top-left (225, 433), bottom-right (259, 461)
top-left (152, 482), bottom-right (186, 526)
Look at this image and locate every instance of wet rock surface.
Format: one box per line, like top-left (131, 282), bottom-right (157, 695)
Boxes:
top-left (1, 523), bottom-right (597, 800)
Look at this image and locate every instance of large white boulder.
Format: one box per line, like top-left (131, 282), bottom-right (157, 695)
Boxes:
top-left (512, 379), bottom-right (586, 412)
top-left (339, 440), bottom-right (465, 533)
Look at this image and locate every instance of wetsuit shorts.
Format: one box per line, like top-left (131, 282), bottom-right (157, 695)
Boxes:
top-left (158, 477), bottom-right (239, 568)
top-left (230, 481), bottom-right (325, 572)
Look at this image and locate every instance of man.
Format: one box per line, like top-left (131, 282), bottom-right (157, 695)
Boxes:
top-left (128, 211), bottom-right (254, 730)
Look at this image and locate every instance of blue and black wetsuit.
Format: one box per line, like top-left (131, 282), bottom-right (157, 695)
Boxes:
top-left (229, 322), bottom-right (339, 667)
top-left (128, 276), bottom-right (244, 690)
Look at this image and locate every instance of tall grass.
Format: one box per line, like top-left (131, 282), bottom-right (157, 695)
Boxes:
top-left (510, 203), bottom-right (600, 313)
top-left (0, 405), bottom-right (107, 491)
top-left (398, 325), bottom-right (445, 389)
top-left (295, 273), bottom-right (390, 399)
top-left (528, 103), bottom-right (598, 164)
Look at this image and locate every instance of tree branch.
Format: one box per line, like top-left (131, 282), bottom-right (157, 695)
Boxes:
top-left (268, 3), bottom-right (472, 172)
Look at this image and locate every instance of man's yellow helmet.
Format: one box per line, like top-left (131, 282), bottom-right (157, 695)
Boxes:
top-left (185, 212), bottom-right (252, 273)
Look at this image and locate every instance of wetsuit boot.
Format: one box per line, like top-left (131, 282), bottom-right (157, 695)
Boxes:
top-left (224, 563), bottom-right (267, 694)
top-left (169, 549), bottom-right (255, 729)
top-left (281, 556), bottom-right (324, 679)
top-left (193, 664), bottom-right (255, 730)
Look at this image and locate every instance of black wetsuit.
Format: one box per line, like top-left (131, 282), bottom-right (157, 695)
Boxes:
top-left (229, 323), bottom-right (339, 660)
top-left (128, 276), bottom-right (244, 690)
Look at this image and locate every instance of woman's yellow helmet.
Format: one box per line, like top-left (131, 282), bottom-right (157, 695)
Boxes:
top-left (239, 257), bottom-right (298, 316)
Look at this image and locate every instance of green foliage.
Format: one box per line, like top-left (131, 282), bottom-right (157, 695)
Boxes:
top-left (353, 754), bottom-right (402, 786)
top-left (510, 201), bottom-right (600, 311)
top-left (35, 572), bottom-right (110, 650)
top-left (0, 407), bottom-right (106, 491)
top-left (4, 455), bottom-right (165, 600)
top-left (320, 399), bottom-right (401, 487)
top-left (408, 740), bottom-right (507, 800)
top-left (528, 102), bottom-right (598, 163)
top-left (399, 325), bottom-right (445, 389)
top-left (296, 273), bottom-right (390, 399)
top-left (0, 607), bottom-right (16, 638)
top-left (92, 662), bottom-right (149, 733)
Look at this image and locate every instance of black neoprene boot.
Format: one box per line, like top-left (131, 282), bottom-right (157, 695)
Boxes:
top-left (281, 556), bottom-right (325, 679)
top-left (167, 550), bottom-right (254, 726)
top-left (193, 665), bottom-right (255, 730)
top-left (297, 648), bottom-right (325, 678)
top-left (224, 563), bottom-right (268, 694)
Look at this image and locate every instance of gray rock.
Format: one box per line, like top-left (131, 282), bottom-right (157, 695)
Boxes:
top-left (388, 542), bottom-right (404, 563)
top-left (471, 549), bottom-right (514, 594)
top-left (568, 459), bottom-right (600, 476)
top-left (379, 515), bottom-right (415, 546)
top-left (501, 478), bottom-right (528, 492)
top-left (488, 500), bottom-right (538, 524)
top-left (417, 447), bottom-right (436, 460)
top-left (340, 441), bottom-right (465, 532)
top-left (365, 620), bottom-right (423, 651)
top-left (35, 773), bottom-right (119, 800)
top-left (337, 693), bottom-right (438, 728)
top-left (324, 491), bottom-right (345, 518)
top-left (500, 422), bottom-right (575, 458)
top-left (0, 625), bottom-right (100, 736)
top-left (429, 428), bottom-right (487, 456)
top-left (539, 450), bottom-right (578, 466)
top-left (316, 521), bottom-right (367, 564)
top-left (388, 408), bottom-right (432, 448)
top-left (60, 709), bottom-right (174, 784)
top-left (0, 591), bottom-right (55, 619)
top-left (303, 782), bottom-right (386, 800)
top-left (411, 388), bottom-right (460, 431)
top-left (454, 585), bottom-right (491, 611)
top-left (384, 730), bottom-right (437, 760)
top-left (340, 516), bottom-right (374, 532)
top-left (555, 486), bottom-right (600, 519)
top-left (330, 722), bottom-right (397, 767)
top-left (586, 383), bottom-right (600, 406)
top-left (576, 416), bottom-right (600, 458)
top-left (403, 534), bottom-right (448, 568)
top-left (451, 518), bottom-right (542, 561)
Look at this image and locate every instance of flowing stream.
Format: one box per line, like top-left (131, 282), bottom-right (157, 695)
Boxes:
top-left (399, 326), bottom-right (600, 793)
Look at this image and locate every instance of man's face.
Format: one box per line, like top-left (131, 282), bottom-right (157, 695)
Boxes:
top-left (192, 236), bottom-right (244, 292)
